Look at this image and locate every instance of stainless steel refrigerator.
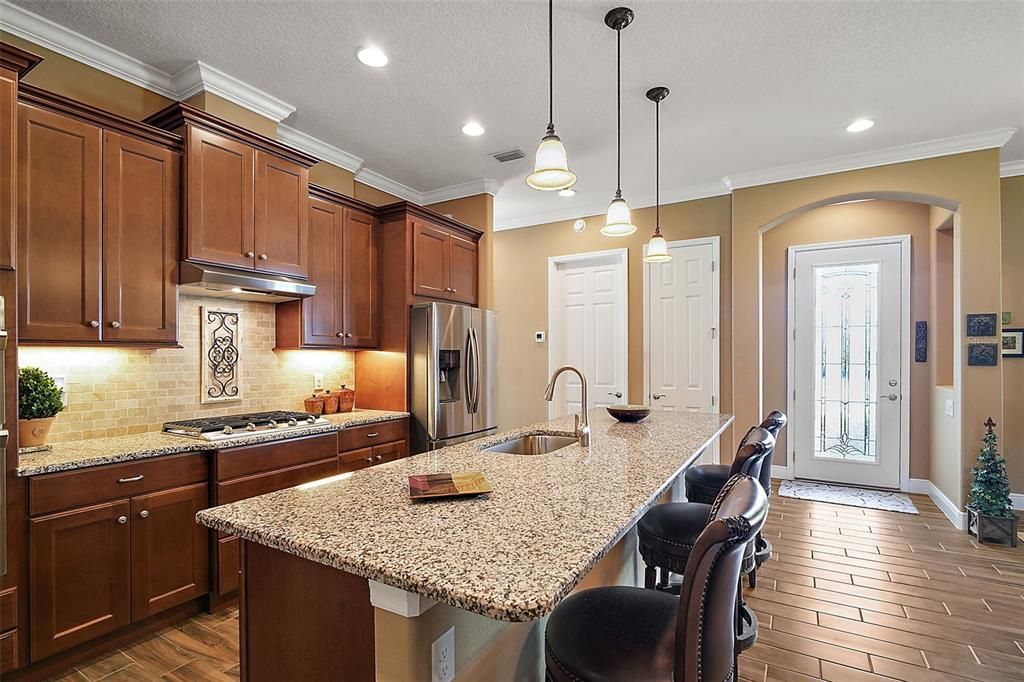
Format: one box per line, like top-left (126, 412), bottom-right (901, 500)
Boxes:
top-left (409, 302), bottom-right (497, 453)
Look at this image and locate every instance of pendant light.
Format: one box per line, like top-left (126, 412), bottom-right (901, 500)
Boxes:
top-left (643, 86), bottom-right (672, 263)
top-left (526, 0), bottom-right (576, 191)
top-left (601, 7), bottom-right (636, 237)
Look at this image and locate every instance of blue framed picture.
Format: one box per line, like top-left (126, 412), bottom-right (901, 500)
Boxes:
top-left (915, 321), bottom-right (927, 362)
top-left (966, 313), bottom-right (997, 337)
top-left (968, 343), bottom-right (998, 366)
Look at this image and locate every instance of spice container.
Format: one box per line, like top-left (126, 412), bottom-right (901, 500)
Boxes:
top-left (322, 390), bottom-right (340, 415)
top-left (303, 393), bottom-right (324, 415)
top-left (336, 385), bottom-right (355, 413)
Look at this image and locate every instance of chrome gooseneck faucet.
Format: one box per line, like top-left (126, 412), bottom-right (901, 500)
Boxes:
top-left (544, 365), bottom-right (591, 447)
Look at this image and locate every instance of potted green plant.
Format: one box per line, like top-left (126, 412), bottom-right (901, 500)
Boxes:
top-left (18, 366), bottom-right (65, 448)
top-left (966, 418), bottom-right (1018, 547)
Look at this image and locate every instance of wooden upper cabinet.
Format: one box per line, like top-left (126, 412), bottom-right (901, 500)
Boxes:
top-left (18, 103), bottom-right (102, 343)
top-left (255, 151), bottom-right (308, 277)
top-left (29, 500), bottom-right (131, 661)
top-left (130, 483), bottom-right (209, 621)
top-left (342, 207), bottom-right (377, 348)
top-left (448, 233), bottom-right (479, 305)
top-left (102, 132), bottom-right (179, 343)
top-left (412, 220), bottom-right (450, 299)
top-left (185, 127), bottom-right (255, 271)
top-left (0, 67), bottom-right (16, 271)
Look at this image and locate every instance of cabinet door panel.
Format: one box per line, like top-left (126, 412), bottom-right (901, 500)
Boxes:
top-left (254, 151), bottom-right (308, 278)
top-left (30, 500), bottom-right (131, 661)
top-left (372, 440), bottom-right (407, 466)
top-left (448, 234), bottom-right (479, 305)
top-left (18, 104), bottom-right (102, 342)
top-left (338, 446), bottom-right (375, 474)
top-left (0, 67), bottom-right (15, 270)
top-left (412, 220), bottom-right (449, 298)
top-left (186, 127), bottom-right (254, 270)
top-left (103, 132), bottom-right (179, 343)
top-left (342, 208), bottom-right (377, 348)
top-left (303, 198), bottom-right (343, 346)
top-left (130, 483), bottom-right (209, 620)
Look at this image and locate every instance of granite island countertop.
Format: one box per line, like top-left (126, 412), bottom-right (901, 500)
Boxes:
top-left (196, 409), bottom-right (733, 622)
top-left (17, 409), bottom-right (409, 476)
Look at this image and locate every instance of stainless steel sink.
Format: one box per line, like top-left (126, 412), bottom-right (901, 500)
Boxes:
top-left (483, 434), bottom-right (578, 455)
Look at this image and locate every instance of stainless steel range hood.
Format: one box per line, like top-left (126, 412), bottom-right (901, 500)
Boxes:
top-left (178, 262), bottom-right (315, 303)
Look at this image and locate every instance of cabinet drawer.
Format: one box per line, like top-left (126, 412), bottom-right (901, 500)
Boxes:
top-left (0, 587), bottom-right (15, 632)
top-left (215, 458), bottom-right (338, 505)
top-left (0, 629), bottom-right (16, 675)
top-left (215, 432), bottom-right (337, 482)
top-left (217, 535), bottom-right (240, 596)
top-left (337, 419), bottom-right (407, 453)
top-left (30, 453), bottom-right (207, 516)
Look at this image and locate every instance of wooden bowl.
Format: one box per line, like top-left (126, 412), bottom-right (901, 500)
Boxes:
top-left (606, 404), bottom-right (651, 423)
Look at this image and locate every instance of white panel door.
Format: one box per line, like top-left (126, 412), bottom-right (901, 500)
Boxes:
top-left (791, 242), bottom-right (904, 489)
top-left (550, 253), bottom-right (627, 418)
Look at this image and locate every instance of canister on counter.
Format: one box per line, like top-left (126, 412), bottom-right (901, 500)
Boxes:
top-left (322, 390), bottom-right (340, 414)
top-left (303, 393), bottom-right (324, 415)
top-left (336, 385), bottom-right (355, 413)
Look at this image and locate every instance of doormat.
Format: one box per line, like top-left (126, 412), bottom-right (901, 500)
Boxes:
top-left (779, 479), bottom-right (919, 514)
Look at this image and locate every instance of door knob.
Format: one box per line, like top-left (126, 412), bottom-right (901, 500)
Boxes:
top-left (139, 510), bottom-right (149, 518)
top-left (111, 321), bottom-right (121, 328)
top-left (882, 394), bottom-right (899, 401)
top-left (652, 393), bottom-right (665, 400)
top-left (609, 392), bottom-right (623, 399)
top-left (245, 251), bottom-right (255, 258)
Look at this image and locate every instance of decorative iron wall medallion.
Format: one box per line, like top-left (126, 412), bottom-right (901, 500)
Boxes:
top-left (967, 342), bottom-right (998, 367)
top-left (914, 321), bottom-right (928, 362)
top-left (966, 313), bottom-right (997, 337)
top-left (201, 306), bottom-right (242, 403)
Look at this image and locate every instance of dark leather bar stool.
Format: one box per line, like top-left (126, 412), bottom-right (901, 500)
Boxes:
top-left (545, 474), bottom-right (767, 682)
top-left (752, 411), bottom-right (787, 585)
top-left (637, 426), bottom-right (775, 652)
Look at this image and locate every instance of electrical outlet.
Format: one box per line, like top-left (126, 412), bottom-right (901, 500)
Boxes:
top-left (945, 398), bottom-right (955, 418)
top-left (535, 331), bottom-right (546, 343)
top-left (53, 376), bottom-right (68, 408)
top-left (431, 626), bottom-right (455, 682)
top-left (313, 373), bottom-right (324, 390)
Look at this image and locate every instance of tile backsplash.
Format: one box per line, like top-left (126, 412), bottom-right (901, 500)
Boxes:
top-left (18, 295), bottom-right (355, 443)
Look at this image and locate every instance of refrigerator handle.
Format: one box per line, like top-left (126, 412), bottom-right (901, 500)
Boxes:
top-left (465, 328), bottom-right (475, 415)
top-left (471, 327), bottom-right (481, 415)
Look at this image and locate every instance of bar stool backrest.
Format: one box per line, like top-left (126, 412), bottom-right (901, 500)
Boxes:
top-left (674, 474), bottom-right (767, 681)
top-left (728, 426), bottom-right (776, 487)
top-left (757, 411), bottom-right (787, 495)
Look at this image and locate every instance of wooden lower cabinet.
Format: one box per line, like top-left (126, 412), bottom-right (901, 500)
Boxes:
top-left (130, 483), bottom-right (209, 621)
top-left (29, 500), bottom-right (132, 661)
top-left (338, 420), bottom-right (409, 474)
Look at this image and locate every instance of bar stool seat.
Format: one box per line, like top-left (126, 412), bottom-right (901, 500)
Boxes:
top-left (682, 463), bottom-right (731, 504)
top-left (637, 502), bottom-right (711, 575)
top-left (545, 586), bottom-right (677, 682)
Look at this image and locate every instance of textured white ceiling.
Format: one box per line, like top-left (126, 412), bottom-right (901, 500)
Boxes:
top-left (9, 0), bottom-right (1024, 228)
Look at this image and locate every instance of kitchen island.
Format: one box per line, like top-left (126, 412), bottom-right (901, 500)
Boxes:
top-left (197, 409), bottom-right (732, 681)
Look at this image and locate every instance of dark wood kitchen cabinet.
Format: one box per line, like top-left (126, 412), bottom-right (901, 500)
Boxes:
top-left (337, 419), bottom-right (409, 474)
top-left (276, 185), bottom-right (378, 349)
top-left (412, 217), bottom-right (479, 305)
top-left (145, 102), bottom-right (317, 279)
top-left (28, 453), bottom-right (208, 661)
top-left (16, 86), bottom-right (182, 345)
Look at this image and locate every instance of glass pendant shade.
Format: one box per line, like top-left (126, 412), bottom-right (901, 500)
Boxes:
top-left (526, 131), bottom-right (576, 191)
top-left (601, 195), bottom-right (637, 236)
top-left (643, 233), bottom-right (671, 262)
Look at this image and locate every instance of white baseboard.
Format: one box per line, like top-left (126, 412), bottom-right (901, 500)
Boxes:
top-left (1011, 492), bottom-right (1024, 512)
top-left (924, 481), bottom-right (967, 530)
top-left (905, 478), bottom-right (931, 495)
top-left (771, 465), bottom-right (791, 480)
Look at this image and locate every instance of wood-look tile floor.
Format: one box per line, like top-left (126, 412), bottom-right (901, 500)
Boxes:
top-left (46, 487), bottom-right (1024, 681)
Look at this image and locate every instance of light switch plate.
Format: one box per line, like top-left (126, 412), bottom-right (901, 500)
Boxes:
top-left (535, 331), bottom-right (546, 343)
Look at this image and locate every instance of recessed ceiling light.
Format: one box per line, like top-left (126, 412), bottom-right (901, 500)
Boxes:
top-left (357, 46), bottom-right (388, 68)
top-left (573, 219), bottom-right (586, 232)
top-left (845, 118), bottom-right (875, 133)
top-left (559, 188), bottom-right (576, 197)
top-left (461, 121), bottom-right (485, 136)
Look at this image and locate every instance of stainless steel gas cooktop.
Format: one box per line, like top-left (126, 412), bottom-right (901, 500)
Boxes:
top-left (162, 410), bottom-right (328, 441)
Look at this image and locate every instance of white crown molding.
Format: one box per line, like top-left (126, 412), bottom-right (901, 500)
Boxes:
top-left (421, 178), bottom-right (502, 205)
top-left (493, 180), bottom-right (730, 231)
top-left (723, 128), bottom-right (1018, 190)
top-left (1001, 159), bottom-right (1024, 178)
top-left (0, 0), bottom-right (177, 96)
top-left (277, 125), bottom-right (363, 173)
top-left (171, 61), bottom-right (295, 122)
top-left (353, 168), bottom-right (423, 203)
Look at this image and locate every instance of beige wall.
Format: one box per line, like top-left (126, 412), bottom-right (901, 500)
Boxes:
top-left (353, 181), bottom-right (400, 206)
top-left (19, 296), bottom-right (355, 442)
top-left (492, 195), bottom-right (732, 432)
top-left (732, 150), bottom-right (1003, 506)
top-left (183, 91), bottom-right (277, 138)
top-left (762, 200), bottom-right (932, 478)
top-left (1001, 175), bottom-right (1024, 491)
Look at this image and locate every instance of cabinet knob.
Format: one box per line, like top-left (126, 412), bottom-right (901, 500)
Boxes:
top-left (117, 515), bottom-right (127, 524)
top-left (89, 320), bottom-right (100, 328)
top-left (366, 456), bottom-right (374, 463)
top-left (245, 251), bottom-right (255, 258)
top-left (445, 287), bottom-right (452, 292)
top-left (451, 288), bottom-right (457, 294)
top-left (336, 332), bottom-right (344, 337)
top-left (139, 510), bottom-right (149, 518)
top-left (258, 254), bottom-right (268, 261)
top-left (345, 333), bottom-right (353, 338)
top-left (111, 321), bottom-right (121, 328)
top-left (375, 454), bottom-right (383, 461)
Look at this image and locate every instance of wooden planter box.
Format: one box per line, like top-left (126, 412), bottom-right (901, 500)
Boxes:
top-left (966, 506), bottom-right (1019, 547)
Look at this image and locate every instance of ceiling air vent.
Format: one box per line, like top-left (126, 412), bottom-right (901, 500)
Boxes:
top-left (491, 148), bottom-right (525, 163)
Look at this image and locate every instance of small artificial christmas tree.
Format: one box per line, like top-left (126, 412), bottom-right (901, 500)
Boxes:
top-left (968, 418), bottom-right (1013, 518)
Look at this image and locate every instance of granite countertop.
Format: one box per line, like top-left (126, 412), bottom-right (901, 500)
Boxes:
top-left (196, 410), bottom-right (733, 622)
top-left (17, 409), bottom-right (409, 477)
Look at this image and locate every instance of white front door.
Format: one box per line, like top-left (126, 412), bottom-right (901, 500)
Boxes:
top-left (790, 241), bottom-right (906, 489)
top-left (646, 238), bottom-right (720, 462)
top-left (548, 250), bottom-right (628, 418)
